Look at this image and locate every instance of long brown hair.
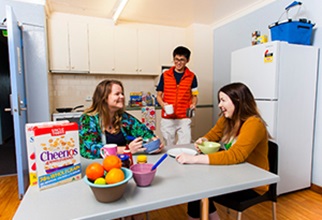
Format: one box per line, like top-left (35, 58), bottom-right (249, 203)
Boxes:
top-left (218, 82), bottom-right (269, 143)
top-left (85, 79), bottom-right (125, 133)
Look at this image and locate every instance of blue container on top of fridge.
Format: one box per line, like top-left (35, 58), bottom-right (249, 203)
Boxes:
top-left (268, 1), bottom-right (315, 45)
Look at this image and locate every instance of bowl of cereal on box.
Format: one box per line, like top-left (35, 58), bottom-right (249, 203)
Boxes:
top-left (84, 156), bottom-right (133, 203)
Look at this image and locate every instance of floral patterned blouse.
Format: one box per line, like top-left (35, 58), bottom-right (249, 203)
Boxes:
top-left (79, 112), bottom-right (155, 159)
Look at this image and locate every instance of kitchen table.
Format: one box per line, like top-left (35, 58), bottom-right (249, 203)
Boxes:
top-left (13, 144), bottom-right (279, 220)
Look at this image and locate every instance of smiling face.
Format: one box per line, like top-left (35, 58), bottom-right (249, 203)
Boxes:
top-left (173, 55), bottom-right (189, 73)
top-left (107, 84), bottom-right (125, 112)
top-left (218, 91), bottom-right (235, 119)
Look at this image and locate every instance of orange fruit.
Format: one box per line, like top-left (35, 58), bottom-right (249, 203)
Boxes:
top-left (105, 168), bottom-right (125, 184)
top-left (103, 155), bottom-right (122, 172)
top-left (86, 162), bottom-right (105, 181)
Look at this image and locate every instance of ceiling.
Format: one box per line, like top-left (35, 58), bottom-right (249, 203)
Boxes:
top-left (45, 0), bottom-right (269, 27)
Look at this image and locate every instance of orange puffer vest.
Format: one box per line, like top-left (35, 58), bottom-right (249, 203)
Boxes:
top-left (162, 66), bottom-right (195, 119)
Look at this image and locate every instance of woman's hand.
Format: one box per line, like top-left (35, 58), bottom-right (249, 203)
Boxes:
top-left (194, 137), bottom-right (208, 153)
top-left (150, 136), bottom-right (164, 154)
top-left (128, 137), bottom-right (145, 154)
top-left (176, 153), bottom-right (209, 164)
top-left (176, 153), bottom-right (196, 164)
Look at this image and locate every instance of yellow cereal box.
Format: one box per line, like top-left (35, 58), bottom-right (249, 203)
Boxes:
top-left (25, 121), bottom-right (69, 186)
top-left (32, 122), bottom-right (82, 190)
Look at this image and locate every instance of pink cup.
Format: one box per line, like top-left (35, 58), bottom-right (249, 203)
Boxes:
top-left (130, 163), bottom-right (156, 187)
top-left (100, 144), bottom-right (117, 158)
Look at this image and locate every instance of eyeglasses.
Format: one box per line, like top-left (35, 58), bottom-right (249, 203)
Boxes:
top-left (174, 58), bottom-right (187, 63)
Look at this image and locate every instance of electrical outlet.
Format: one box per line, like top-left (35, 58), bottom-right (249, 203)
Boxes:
top-left (85, 96), bottom-right (92, 102)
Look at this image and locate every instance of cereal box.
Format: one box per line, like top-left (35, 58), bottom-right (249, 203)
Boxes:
top-left (32, 122), bottom-right (82, 190)
top-left (25, 121), bottom-right (69, 186)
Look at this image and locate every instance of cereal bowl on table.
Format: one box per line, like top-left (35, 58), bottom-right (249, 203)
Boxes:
top-left (143, 139), bottom-right (160, 154)
top-left (84, 167), bottom-right (133, 203)
top-left (197, 141), bottom-right (221, 154)
top-left (130, 163), bottom-right (156, 187)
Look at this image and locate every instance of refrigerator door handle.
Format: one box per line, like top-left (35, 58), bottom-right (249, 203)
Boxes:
top-left (255, 98), bottom-right (278, 101)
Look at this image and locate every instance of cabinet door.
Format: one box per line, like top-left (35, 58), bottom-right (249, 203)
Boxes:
top-left (114, 27), bottom-right (137, 74)
top-left (48, 18), bottom-right (70, 71)
top-left (138, 29), bottom-right (159, 74)
top-left (159, 28), bottom-right (186, 66)
top-left (68, 21), bottom-right (89, 72)
top-left (88, 23), bottom-right (115, 73)
top-left (191, 108), bottom-right (214, 142)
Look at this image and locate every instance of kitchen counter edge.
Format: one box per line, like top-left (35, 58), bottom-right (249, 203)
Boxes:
top-left (126, 104), bottom-right (213, 111)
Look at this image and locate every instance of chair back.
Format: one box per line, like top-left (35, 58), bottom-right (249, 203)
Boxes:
top-left (268, 141), bottom-right (278, 174)
top-left (267, 140), bottom-right (278, 201)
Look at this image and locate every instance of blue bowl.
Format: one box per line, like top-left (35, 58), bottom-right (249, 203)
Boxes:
top-left (143, 139), bottom-right (161, 154)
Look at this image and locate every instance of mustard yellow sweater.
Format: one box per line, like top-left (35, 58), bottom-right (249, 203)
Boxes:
top-left (204, 116), bottom-right (269, 194)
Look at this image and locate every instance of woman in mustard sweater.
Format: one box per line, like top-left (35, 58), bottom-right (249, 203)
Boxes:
top-left (176, 82), bottom-right (270, 220)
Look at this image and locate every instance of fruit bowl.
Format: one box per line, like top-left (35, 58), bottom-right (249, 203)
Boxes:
top-left (130, 163), bottom-right (156, 187)
top-left (84, 167), bottom-right (133, 203)
top-left (197, 141), bottom-right (221, 154)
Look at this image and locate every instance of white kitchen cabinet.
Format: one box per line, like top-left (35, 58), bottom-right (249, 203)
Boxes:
top-left (159, 28), bottom-right (186, 66)
top-left (137, 29), bottom-right (160, 74)
top-left (114, 27), bottom-right (138, 74)
top-left (48, 13), bottom-right (186, 75)
top-left (68, 21), bottom-right (89, 72)
top-left (88, 23), bottom-right (115, 73)
top-left (114, 27), bottom-right (160, 75)
top-left (48, 18), bottom-right (69, 71)
top-left (48, 19), bottom-right (89, 73)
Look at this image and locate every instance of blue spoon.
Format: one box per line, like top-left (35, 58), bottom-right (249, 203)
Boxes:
top-left (151, 153), bottom-right (168, 171)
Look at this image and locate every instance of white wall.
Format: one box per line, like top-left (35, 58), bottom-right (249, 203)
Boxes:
top-left (213, 0), bottom-right (322, 187)
top-left (186, 23), bottom-right (214, 105)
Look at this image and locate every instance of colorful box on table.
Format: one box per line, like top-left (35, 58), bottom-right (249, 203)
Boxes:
top-left (26, 121), bottom-right (68, 186)
top-left (25, 122), bottom-right (82, 190)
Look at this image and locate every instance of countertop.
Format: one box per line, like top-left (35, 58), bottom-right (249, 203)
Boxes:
top-left (126, 104), bottom-right (213, 111)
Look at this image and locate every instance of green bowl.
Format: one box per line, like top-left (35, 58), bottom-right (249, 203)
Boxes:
top-left (197, 141), bottom-right (221, 154)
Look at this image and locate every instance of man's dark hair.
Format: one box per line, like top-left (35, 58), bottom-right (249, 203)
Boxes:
top-left (173, 46), bottom-right (191, 60)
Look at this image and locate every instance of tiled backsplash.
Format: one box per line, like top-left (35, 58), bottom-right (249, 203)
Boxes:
top-left (51, 73), bottom-right (159, 113)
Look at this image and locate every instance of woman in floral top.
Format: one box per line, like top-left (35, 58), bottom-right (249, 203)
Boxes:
top-left (79, 79), bottom-right (163, 159)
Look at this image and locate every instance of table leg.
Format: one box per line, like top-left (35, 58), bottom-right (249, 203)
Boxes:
top-left (201, 198), bottom-right (209, 220)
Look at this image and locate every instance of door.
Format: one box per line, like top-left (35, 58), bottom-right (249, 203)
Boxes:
top-left (6, 5), bottom-right (29, 199)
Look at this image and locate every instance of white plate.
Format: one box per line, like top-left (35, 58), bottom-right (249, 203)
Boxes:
top-left (167, 148), bottom-right (197, 158)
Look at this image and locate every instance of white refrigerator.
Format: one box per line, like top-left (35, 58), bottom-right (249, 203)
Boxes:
top-left (230, 41), bottom-right (319, 195)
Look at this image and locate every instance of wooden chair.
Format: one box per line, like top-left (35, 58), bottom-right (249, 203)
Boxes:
top-left (201, 141), bottom-right (278, 220)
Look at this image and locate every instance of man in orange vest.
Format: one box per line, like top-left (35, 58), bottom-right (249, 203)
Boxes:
top-left (156, 46), bottom-right (199, 146)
